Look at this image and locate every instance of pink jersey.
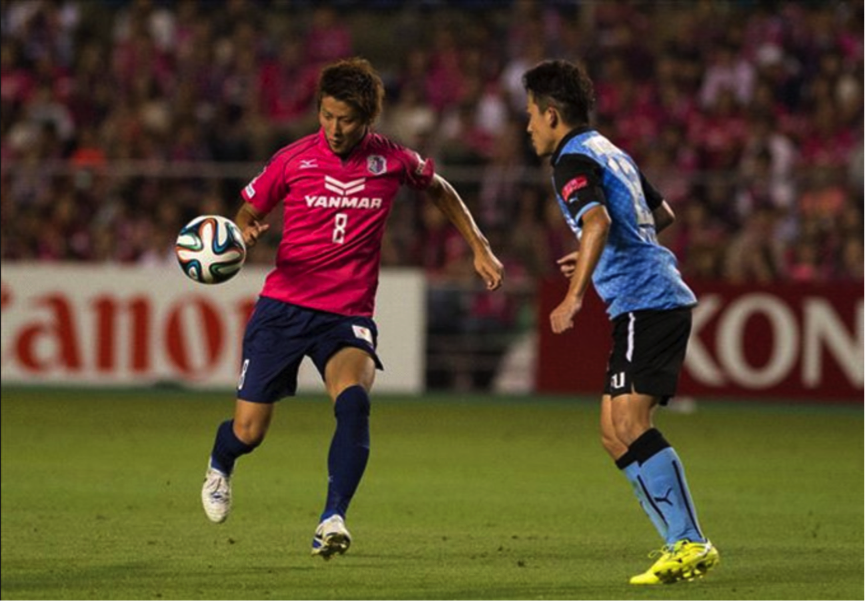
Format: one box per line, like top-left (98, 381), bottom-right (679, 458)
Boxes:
top-left (242, 128), bottom-right (435, 316)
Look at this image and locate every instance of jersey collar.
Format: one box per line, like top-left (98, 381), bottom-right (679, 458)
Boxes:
top-left (550, 125), bottom-right (592, 164)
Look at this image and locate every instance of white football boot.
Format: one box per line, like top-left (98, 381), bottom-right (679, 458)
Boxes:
top-left (201, 466), bottom-right (232, 523)
top-left (311, 515), bottom-right (352, 559)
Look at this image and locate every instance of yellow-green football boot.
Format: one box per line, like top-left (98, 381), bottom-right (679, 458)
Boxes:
top-left (630, 540), bottom-right (720, 585)
top-left (629, 545), bottom-right (674, 585)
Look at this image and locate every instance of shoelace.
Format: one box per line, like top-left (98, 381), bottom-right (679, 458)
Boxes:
top-left (648, 544), bottom-right (676, 560)
top-left (205, 476), bottom-right (229, 498)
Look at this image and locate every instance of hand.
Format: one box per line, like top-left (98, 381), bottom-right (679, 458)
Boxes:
top-left (243, 220), bottom-right (269, 248)
top-left (556, 251), bottom-right (580, 279)
top-left (550, 294), bottom-right (582, 334)
top-left (474, 250), bottom-right (504, 291)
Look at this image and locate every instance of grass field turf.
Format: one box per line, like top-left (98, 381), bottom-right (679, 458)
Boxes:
top-left (1, 388), bottom-right (861, 600)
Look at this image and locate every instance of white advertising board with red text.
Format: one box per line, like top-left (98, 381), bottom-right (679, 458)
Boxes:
top-left (1, 264), bottom-right (425, 393)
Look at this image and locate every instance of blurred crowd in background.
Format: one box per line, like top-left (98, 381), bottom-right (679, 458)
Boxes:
top-left (2, 0), bottom-right (862, 281)
top-left (2, 0), bottom-right (860, 388)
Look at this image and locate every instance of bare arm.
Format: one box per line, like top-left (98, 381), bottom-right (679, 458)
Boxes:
top-left (425, 174), bottom-right (504, 290)
top-left (652, 200), bottom-right (676, 234)
top-left (550, 205), bottom-right (611, 333)
top-left (235, 202), bottom-right (270, 248)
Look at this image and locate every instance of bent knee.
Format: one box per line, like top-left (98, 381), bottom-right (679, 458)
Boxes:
top-left (612, 416), bottom-right (649, 447)
top-left (601, 431), bottom-right (628, 459)
top-left (232, 420), bottom-right (268, 447)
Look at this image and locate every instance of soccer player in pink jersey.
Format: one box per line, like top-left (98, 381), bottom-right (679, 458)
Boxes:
top-left (201, 58), bottom-right (504, 559)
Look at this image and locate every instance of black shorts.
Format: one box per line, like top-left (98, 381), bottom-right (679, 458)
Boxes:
top-left (603, 307), bottom-right (692, 404)
top-left (237, 296), bottom-right (383, 403)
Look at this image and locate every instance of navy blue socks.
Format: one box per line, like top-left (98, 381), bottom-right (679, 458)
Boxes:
top-left (210, 420), bottom-right (258, 476)
top-left (321, 385), bottom-right (371, 521)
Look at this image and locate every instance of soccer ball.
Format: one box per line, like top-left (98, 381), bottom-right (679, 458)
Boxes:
top-left (175, 215), bottom-right (247, 284)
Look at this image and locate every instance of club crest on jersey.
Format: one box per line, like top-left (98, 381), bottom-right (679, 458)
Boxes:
top-left (367, 155), bottom-right (386, 175)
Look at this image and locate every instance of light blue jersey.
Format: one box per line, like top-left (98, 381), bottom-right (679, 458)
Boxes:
top-left (552, 130), bottom-right (696, 319)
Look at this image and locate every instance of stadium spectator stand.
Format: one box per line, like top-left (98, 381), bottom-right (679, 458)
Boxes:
top-left (2, 0), bottom-right (861, 388)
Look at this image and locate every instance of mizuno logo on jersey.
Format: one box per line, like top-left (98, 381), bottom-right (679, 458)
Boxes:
top-left (324, 176), bottom-right (365, 195)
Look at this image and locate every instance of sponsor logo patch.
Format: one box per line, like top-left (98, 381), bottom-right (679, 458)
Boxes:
top-left (352, 325), bottom-right (373, 345)
top-left (245, 167), bottom-right (265, 198)
top-left (562, 175), bottom-right (589, 202)
top-left (305, 176), bottom-right (382, 209)
top-left (415, 153), bottom-right (427, 175)
top-left (324, 176), bottom-right (366, 195)
top-left (305, 195), bottom-right (382, 209)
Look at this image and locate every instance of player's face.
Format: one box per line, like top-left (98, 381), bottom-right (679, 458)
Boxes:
top-left (526, 93), bottom-right (555, 157)
top-left (319, 96), bottom-right (368, 156)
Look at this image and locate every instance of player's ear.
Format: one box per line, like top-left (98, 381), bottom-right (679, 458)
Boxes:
top-left (546, 107), bottom-right (559, 128)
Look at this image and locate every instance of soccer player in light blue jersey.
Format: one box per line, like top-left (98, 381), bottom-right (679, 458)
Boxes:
top-left (522, 59), bottom-right (719, 585)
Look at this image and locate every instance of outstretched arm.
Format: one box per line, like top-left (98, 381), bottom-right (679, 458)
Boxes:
top-left (235, 202), bottom-right (270, 249)
top-left (425, 174), bottom-right (504, 290)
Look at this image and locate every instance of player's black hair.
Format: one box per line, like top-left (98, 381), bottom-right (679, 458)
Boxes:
top-left (522, 60), bottom-right (595, 127)
top-left (317, 57), bottom-right (384, 125)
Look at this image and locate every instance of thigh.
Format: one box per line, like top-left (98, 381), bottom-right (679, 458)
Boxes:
top-left (600, 394), bottom-right (628, 460)
top-left (238, 297), bottom-right (308, 403)
top-left (309, 315), bottom-right (384, 388)
top-left (323, 346), bottom-right (376, 401)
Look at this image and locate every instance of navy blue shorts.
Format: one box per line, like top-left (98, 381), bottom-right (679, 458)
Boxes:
top-left (237, 296), bottom-right (383, 403)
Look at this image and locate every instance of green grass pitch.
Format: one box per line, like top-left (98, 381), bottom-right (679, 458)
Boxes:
top-left (1, 388), bottom-right (862, 600)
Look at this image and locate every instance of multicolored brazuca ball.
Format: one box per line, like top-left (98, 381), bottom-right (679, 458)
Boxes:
top-left (175, 215), bottom-right (246, 284)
